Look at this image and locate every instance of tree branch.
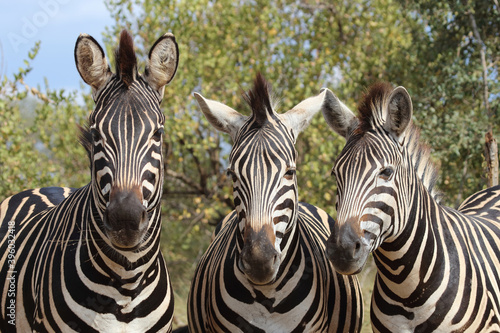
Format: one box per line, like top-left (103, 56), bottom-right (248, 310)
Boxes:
top-left (165, 169), bottom-right (204, 193)
top-left (469, 11), bottom-right (499, 186)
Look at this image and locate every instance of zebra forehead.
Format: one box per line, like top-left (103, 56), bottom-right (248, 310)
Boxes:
top-left (90, 81), bottom-right (164, 125)
top-left (231, 125), bottom-right (296, 165)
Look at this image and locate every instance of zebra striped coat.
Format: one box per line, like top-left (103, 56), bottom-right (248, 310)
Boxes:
top-left (322, 83), bottom-right (500, 332)
top-left (188, 74), bottom-right (363, 332)
top-left (0, 30), bottom-right (178, 332)
top-left (189, 204), bottom-right (362, 332)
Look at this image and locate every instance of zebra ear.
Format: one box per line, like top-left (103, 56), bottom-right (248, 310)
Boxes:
top-left (75, 33), bottom-right (112, 97)
top-left (144, 33), bottom-right (179, 98)
top-left (281, 89), bottom-right (331, 139)
top-left (384, 86), bottom-right (413, 140)
top-left (321, 88), bottom-right (357, 138)
top-left (194, 93), bottom-right (248, 141)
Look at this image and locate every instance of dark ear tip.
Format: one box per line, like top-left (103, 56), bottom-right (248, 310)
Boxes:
top-left (148, 32), bottom-right (179, 60)
top-left (162, 32), bottom-right (176, 40)
top-left (75, 33), bottom-right (99, 48)
top-left (390, 86), bottom-right (413, 111)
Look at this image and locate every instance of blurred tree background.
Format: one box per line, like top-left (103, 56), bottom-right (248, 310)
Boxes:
top-left (1, 0), bottom-right (498, 330)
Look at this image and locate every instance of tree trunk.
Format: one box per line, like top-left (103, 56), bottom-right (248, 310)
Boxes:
top-left (469, 11), bottom-right (498, 187)
top-left (485, 131), bottom-right (499, 187)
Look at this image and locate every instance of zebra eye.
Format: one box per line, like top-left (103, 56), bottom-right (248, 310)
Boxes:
top-left (284, 169), bottom-right (295, 180)
top-left (153, 127), bottom-right (164, 140)
top-left (227, 170), bottom-right (238, 183)
top-left (331, 168), bottom-right (337, 182)
top-left (378, 166), bottom-right (394, 181)
top-left (91, 129), bottom-right (102, 143)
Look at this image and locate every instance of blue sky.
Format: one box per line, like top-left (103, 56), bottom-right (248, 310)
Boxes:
top-left (1, 0), bottom-right (114, 92)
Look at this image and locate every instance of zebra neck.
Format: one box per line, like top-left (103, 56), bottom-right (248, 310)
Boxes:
top-left (374, 181), bottom-right (444, 289)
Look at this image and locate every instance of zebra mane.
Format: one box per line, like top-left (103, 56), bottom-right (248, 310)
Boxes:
top-left (78, 123), bottom-right (92, 166)
top-left (357, 83), bottom-right (442, 202)
top-left (243, 73), bottom-right (277, 127)
top-left (357, 82), bottom-right (393, 132)
top-left (115, 30), bottom-right (137, 87)
top-left (403, 124), bottom-right (442, 202)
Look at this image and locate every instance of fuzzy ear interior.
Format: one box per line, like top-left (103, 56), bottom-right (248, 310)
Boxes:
top-left (193, 93), bottom-right (247, 141)
top-left (384, 86), bottom-right (413, 140)
top-left (144, 33), bottom-right (179, 97)
top-left (74, 33), bottom-right (112, 97)
top-left (321, 89), bottom-right (357, 138)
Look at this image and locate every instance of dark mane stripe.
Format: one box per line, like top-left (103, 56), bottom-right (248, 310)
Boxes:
top-left (357, 82), bottom-right (393, 133)
top-left (405, 123), bottom-right (442, 202)
top-left (243, 73), bottom-right (275, 127)
top-left (115, 30), bottom-right (137, 87)
top-left (78, 124), bottom-right (92, 161)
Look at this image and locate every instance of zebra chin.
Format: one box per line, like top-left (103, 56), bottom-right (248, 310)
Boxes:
top-left (106, 228), bottom-right (148, 251)
top-left (327, 249), bottom-right (368, 275)
top-left (238, 254), bottom-right (280, 285)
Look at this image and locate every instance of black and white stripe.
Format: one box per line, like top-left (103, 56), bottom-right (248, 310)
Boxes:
top-left (0, 30), bottom-right (178, 332)
top-left (323, 83), bottom-right (500, 332)
top-left (188, 74), bottom-right (363, 332)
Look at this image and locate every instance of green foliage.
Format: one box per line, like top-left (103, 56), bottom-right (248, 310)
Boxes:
top-left (395, 0), bottom-right (500, 206)
top-left (0, 44), bottom-right (89, 200)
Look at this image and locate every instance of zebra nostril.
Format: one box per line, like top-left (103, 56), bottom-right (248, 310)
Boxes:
top-left (353, 241), bottom-right (362, 257)
top-left (272, 253), bottom-right (278, 266)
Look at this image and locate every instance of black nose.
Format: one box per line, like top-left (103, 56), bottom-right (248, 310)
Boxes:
top-left (327, 220), bottom-right (369, 275)
top-left (104, 189), bottom-right (147, 231)
top-left (336, 223), bottom-right (363, 259)
top-left (239, 226), bottom-right (280, 285)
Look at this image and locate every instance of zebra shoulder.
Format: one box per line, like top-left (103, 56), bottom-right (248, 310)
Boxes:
top-left (0, 187), bottom-right (76, 227)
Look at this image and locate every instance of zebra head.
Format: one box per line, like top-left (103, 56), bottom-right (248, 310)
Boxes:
top-left (322, 83), bottom-right (421, 275)
top-left (194, 73), bottom-right (331, 285)
top-left (75, 31), bottom-right (178, 250)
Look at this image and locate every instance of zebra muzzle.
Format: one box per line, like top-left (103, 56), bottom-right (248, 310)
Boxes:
top-left (326, 220), bottom-right (370, 275)
top-left (103, 188), bottom-right (149, 250)
top-left (238, 225), bottom-right (281, 285)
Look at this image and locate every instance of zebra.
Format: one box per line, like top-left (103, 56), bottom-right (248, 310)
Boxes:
top-left (321, 82), bottom-right (500, 332)
top-left (0, 30), bottom-right (179, 332)
top-left (187, 73), bottom-right (363, 332)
